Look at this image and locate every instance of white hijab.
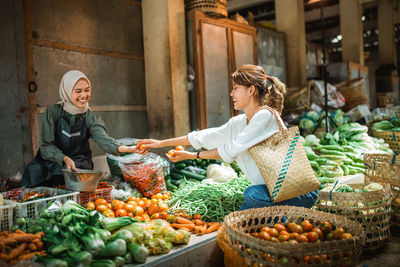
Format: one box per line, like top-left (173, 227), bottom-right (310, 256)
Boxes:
top-left (58, 70), bottom-right (91, 115)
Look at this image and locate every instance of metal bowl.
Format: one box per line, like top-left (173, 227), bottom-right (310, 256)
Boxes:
top-left (62, 168), bottom-right (103, 192)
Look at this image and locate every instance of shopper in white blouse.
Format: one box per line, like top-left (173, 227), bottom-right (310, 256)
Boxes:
top-left (139, 65), bottom-right (318, 210)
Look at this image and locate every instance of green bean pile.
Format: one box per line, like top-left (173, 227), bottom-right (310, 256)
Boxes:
top-left (168, 176), bottom-right (251, 222)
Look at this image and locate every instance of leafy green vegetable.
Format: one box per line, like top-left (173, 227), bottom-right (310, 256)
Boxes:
top-left (96, 239), bottom-right (127, 257)
top-left (128, 242), bottom-right (149, 263)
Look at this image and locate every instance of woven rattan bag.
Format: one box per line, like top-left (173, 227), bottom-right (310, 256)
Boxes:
top-left (248, 106), bottom-right (320, 202)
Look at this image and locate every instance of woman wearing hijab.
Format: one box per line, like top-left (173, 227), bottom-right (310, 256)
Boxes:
top-left (22, 70), bottom-right (141, 187)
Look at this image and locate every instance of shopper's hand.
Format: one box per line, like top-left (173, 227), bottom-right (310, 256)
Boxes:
top-left (165, 150), bottom-right (195, 162)
top-left (63, 156), bottom-right (77, 172)
top-left (137, 139), bottom-right (162, 150)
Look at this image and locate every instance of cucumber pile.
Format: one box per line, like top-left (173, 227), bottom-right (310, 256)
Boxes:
top-left (165, 159), bottom-right (222, 192)
top-left (304, 122), bottom-right (393, 185)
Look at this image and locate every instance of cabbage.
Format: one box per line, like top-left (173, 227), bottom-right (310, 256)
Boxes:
top-left (363, 183), bottom-right (383, 192)
top-left (206, 163), bottom-right (237, 183)
top-left (304, 134), bottom-right (320, 147)
top-left (306, 111), bottom-right (319, 121)
top-left (299, 118), bottom-right (315, 131)
top-left (333, 110), bottom-right (344, 126)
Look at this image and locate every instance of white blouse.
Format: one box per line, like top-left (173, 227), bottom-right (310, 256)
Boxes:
top-left (188, 109), bottom-right (286, 185)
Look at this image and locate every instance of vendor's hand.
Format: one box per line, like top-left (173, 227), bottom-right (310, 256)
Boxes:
top-left (118, 145), bottom-right (147, 155)
top-left (63, 156), bottom-right (77, 172)
top-left (166, 150), bottom-right (195, 163)
top-left (137, 139), bottom-right (162, 150)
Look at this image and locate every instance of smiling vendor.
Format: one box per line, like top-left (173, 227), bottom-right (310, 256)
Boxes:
top-left (22, 70), bottom-right (141, 188)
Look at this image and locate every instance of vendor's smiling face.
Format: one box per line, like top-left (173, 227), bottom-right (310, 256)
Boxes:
top-left (71, 78), bottom-right (91, 108)
top-left (231, 82), bottom-right (252, 110)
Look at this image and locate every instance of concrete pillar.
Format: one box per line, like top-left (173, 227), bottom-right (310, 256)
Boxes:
top-left (340, 0), bottom-right (364, 65)
top-left (142, 0), bottom-right (190, 139)
top-left (378, 0), bottom-right (396, 66)
top-left (275, 0), bottom-right (307, 87)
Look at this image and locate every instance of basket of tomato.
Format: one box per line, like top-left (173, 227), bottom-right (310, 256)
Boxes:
top-left (314, 182), bottom-right (392, 251)
top-left (223, 206), bottom-right (364, 266)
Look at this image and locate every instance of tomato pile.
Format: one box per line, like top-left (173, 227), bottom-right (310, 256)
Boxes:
top-left (250, 220), bottom-right (353, 243)
top-left (86, 192), bottom-right (171, 221)
top-left (246, 220), bottom-right (355, 265)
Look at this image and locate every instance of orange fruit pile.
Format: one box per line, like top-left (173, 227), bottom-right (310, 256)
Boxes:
top-left (86, 192), bottom-right (171, 221)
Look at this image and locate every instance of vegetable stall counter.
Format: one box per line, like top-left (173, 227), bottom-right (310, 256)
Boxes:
top-left (127, 232), bottom-right (222, 267)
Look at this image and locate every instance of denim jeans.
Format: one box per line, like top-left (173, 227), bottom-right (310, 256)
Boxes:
top-left (240, 184), bottom-right (319, 211)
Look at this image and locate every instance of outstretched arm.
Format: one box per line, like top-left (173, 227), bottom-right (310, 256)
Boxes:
top-left (138, 136), bottom-right (191, 150)
top-left (166, 148), bottom-right (221, 162)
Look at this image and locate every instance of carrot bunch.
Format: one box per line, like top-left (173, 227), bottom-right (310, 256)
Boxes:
top-left (168, 214), bottom-right (221, 236)
top-left (0, 230), bottom-right (46, 265)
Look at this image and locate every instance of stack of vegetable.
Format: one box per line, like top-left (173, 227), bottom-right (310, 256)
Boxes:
top-left (248, 220), bottom-right (354, 265)
top-left (0, 230), bottom-right (46, 264)
top-left (304, 122), bottom-right (393, 184)
top-left (372, 118), bottom-right (400, 132)
top-left (13, 200), bottom-right (191, 266)
top-left (85, 193), bottom-right (171, 221)
top-left (169, 176), bottom-right (250, 222)
top-left (165, 158), bottom-right (240, 191)
top-left (166, 213), bottom-right (220, 236)
top-left (299, 109), bottom-right (350, 136)
top-left (320, 182), bottom-right (383, 193)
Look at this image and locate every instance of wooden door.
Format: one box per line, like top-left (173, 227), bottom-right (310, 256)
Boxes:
top-left (188, 10), bottom-right (257, 129)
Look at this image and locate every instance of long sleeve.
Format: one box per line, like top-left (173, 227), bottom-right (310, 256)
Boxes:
top-left (217, 110), bottom-right (281, 163)
top-left (86, 112), bottom-right (120, 154)
top-left (39, 105), bottom-right (66, 166)
top-left (187, 116), bottom-right (240, 150)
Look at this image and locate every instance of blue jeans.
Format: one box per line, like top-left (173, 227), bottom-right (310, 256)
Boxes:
top-left (240, 185), bottom-right (318, 211)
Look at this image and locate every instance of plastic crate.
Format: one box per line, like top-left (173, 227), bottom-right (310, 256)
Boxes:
top-left (13, 191), bottom-right (79, 220)
top-left (0, 200), bottom-right (16, 232)
top-left (78, 186), bottom-right (113, 206)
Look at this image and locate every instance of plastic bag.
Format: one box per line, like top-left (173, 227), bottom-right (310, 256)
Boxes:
top-left (118, 152), bottom-right (167, 197)
top-left (310, 80), bottom-right (345, 108)
top-left (106, 138), bottom-right (138, 178)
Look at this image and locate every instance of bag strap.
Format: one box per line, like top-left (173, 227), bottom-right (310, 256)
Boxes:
top-left (254, 105), bottom-right (285, 132)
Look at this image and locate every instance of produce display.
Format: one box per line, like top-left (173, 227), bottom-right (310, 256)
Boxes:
top-left (320, 182), bottom-right (383, 193)
top-left (248, 220), bottom-right (354, 265)
top-left (166, 157), bottom-right (240, 191)
top-left (86, 193), bottom-right (170, 220)
top-left (1, 116), bottom-right (396, 265)
top-left (4, 189), bottom-right (48, 202)
top-left (372, 118), bottom-right (400, 132)
top-left (304, 122), bottom-right (392, 184)
top-left (168, 176), bottom-right (250, 222)
top-left (299, 109), bottom-right (349, 136)
top-left (11, 200), bottom-right (192, 266)
top-left (0, 230), bottom-right (46, 264)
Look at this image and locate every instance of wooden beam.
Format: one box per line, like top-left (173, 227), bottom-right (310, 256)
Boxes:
top-left (33, 39), bottom-right (144, 61)
top-left (23, 0), bottom-right (39, 155)
top-left (37, 105), bottom-right (147, 114)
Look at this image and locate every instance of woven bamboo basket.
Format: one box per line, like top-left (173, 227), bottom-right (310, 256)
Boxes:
top-left (372, 130), bottom-right (400, 154)
top-left (314, 183), bottom-right (392, 252)
top-left (335, 78), bottom-right (368, 112)
top-left (284, 85), bottom-right (310, 113)
top-left (364, 153), bottom-right (400, 226)
top-left (223, 206), bottom-right (364, 266)
top-left (217, 224), bottom-right (246, 267)
top-left (185, 0), bottom-right (227, 17)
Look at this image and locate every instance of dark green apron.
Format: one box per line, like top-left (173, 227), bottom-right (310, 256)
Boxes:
top-left (21, 110), bottom-right (93, 187)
